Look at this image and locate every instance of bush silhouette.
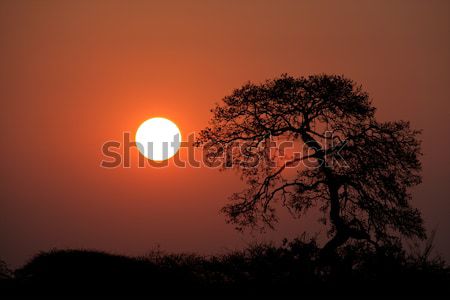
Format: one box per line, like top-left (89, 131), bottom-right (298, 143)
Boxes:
top-left (1, 237), bottom-right (448, 296)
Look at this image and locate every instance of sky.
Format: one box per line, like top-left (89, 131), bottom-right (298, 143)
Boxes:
top-left (0, 0), bottom-right (449, 268)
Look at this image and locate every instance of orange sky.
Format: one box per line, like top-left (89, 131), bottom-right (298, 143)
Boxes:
top-left (1, 0), bottom-right (449, 268)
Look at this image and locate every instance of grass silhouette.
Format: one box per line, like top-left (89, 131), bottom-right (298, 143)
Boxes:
top-left (1, 237), bottom-right (448, 296)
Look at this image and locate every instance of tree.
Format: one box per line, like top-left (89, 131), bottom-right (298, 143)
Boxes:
top-left (197, 74), bottom-right (426, 257)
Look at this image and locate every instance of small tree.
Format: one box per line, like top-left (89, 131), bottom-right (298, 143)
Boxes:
top-left (197, 74), bottom-right (425, 257)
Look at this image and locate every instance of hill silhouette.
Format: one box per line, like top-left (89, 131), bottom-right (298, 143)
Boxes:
top-left (1, 237), bottom-right (448, 297)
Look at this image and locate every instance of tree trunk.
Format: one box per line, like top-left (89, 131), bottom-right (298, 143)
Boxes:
top-left (300, 131), bottom-right (350, 260)
top-left (320, 169), bottom-right (350, 262)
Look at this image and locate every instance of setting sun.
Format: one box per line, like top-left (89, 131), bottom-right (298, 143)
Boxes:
top-left (135, 117), bottom-right (181, 161)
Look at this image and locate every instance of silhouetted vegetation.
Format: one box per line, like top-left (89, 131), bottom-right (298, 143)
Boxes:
top-left (197, 74), bottom-right (425, 260)
top-left (2, 75), bottom-right (447, 297)
top-left (0, 237), bottom-right (448, 296)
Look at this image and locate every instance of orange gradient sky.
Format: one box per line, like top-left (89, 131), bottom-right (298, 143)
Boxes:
top-left (1, 0), bottom-right (449, 268)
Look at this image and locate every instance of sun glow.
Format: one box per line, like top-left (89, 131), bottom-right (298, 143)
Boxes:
top-left (135, 117), bottom-right (181, 161)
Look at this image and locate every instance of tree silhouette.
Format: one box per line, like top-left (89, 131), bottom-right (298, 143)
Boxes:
top-left (197, 74), bottom-right (425, 257)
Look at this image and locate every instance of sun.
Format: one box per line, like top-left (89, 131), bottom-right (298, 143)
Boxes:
top-left (135, 117), bottom-right (181, 161)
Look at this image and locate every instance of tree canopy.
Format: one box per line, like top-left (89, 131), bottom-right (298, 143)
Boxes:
top-left (197, 74), bottom-right (425, 255)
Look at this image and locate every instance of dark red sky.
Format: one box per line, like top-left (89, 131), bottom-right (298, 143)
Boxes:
top-left (1, 0), bottom-right (449, 268)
